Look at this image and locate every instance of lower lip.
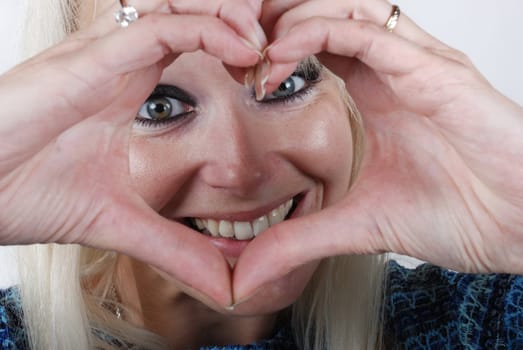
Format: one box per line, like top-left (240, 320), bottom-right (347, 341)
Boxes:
top-left (208, 237), bottom-right (251, 258)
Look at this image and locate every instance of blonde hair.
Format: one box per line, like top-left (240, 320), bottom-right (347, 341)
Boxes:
top-left (16, 1), bottom-right (386, 349)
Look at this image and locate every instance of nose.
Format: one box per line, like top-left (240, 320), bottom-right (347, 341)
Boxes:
top-left (199, 107), bottom-right (267, 196)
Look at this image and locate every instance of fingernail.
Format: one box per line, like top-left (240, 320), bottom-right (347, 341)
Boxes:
top-left (230, 287), bottom-right (264, 310)
top-left (255, 59), bottom-right (271, 101)
top-left (240, 39), bottom-right (264, 61)
top-left (261, 43), bottom-right (273, 59)
top-left (248, 22), bottom-right (268, 52)
top-left (244, 67), bottom-right (255, 89)
top-left (239, 38), bottom-right (264, 60)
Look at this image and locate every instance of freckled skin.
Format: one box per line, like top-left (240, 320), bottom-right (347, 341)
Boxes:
top-left (123, 52), bottom-right (353, 347)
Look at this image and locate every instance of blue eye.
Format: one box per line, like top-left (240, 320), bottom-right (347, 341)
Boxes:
top-left (137, 96), bottom-right (194, 122)
top-left (262, 75), bottom-right (307, 101)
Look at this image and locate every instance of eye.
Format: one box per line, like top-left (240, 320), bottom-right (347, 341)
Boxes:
top-left (262, 75), bottom-right (307, 101)
top-left (137, 96), bottom-right (194, 122)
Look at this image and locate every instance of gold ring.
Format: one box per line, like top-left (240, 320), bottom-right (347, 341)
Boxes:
top-left (384, 5), bottom-right (401, 32)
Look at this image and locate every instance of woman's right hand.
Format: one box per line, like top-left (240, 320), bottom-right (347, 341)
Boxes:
top-left (0, 0), bottom-right (262, 307)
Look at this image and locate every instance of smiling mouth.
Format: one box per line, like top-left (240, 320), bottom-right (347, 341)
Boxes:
top-left (185, 195), bottom-right (301, 241)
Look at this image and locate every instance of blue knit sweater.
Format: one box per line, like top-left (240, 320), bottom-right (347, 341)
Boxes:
top-left (2, 261), bottom-right (523, 349)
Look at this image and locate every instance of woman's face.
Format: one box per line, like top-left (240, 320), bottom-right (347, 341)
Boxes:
top-left (128, 51), bottom-right (354, 314)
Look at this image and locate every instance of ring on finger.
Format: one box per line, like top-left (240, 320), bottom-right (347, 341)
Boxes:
top-left (115, 0), bottom-right (140, 27)
top-left (383, 5), bottom-right (401, 32)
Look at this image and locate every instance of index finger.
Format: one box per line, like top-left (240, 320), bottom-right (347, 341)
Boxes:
top-left (263, 17), bottom-right (435, 95)
top-left (77, 0), bottom-right (267, 51)
top-left (0, 14), bottom-right (260, 173)
top-left (264, 0), bottom-right (445, 49)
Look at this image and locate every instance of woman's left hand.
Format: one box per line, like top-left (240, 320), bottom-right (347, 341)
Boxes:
top-left (233, 0), bottom-right (523, 302)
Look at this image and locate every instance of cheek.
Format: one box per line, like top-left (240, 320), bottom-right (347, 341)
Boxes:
top-left (283, 102), bottom-right (354, 204)
top-left (128, 137), bottom-right (192, 210)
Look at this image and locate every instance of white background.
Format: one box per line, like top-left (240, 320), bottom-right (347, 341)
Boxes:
top-left (0, 1), bottom-right (522, 287)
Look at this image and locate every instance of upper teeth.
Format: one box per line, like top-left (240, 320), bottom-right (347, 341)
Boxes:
top-left (193, 198), bottom-right (293, 240)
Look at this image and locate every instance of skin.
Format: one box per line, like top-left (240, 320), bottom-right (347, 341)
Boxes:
top-left (120, 52), bottom-right (354, 347)
top-left (233, 0), bottom-right (523, 301)
top-left (81, 1), bottom-right (354, 346)
top-left (1, 0), bottom-right (523, 347)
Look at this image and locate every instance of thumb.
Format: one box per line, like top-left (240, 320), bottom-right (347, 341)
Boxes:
top-left (233, 187), bottom-right (386, 303)
top-left (84, 195), bottom-right (233, 308)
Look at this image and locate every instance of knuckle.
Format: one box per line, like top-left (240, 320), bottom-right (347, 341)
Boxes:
top-left (434, 47), bottom-right (474, 67)
top-left (450, 49), bottom-right (473, 66)
top-left (139, 11), bottom-right (166, 27)
top-left (358, 20), bottom-right (381, 34)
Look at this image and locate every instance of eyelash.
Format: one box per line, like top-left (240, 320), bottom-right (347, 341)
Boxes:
top-left (134, 103), bottom-right (194, 129)
top-left (134, 86), bottom-right (196, 129)
top-left (134, 65), bottom-right (322, 130)
top-left (134, 112), bottom-right (192, 129)
top-left (257, 75), bottom-right (319, 106)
